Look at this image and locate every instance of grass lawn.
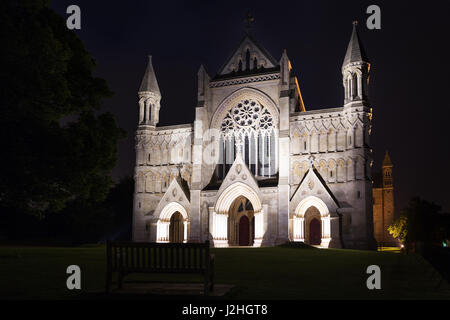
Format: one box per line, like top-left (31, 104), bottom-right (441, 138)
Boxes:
top-left (0, 245), bottom-right (449, 300)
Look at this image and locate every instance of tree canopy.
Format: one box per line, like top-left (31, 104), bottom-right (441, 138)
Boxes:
top-left (0, 0), bottom-right (126, 218)
top-left (389, 196), bottom-right (444, 245)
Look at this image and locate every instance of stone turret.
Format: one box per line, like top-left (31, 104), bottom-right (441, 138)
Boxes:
top-left (382, 151), bottom-right (393, 188)
top-left (138, 55), bottom-right (161, 127)
top-left (342, 21), bottom-right (370, 107)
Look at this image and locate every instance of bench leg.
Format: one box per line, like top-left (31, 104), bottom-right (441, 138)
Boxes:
top-left (210, 271), bottom-right (214, 292)
top-left (209, 258), bottom-right (215, 292)
top-left (118, 271), bottom-right (124, 290)
top-left (105, 270), bottom-right (111, 294)
top-left (204, 274), bottom-right (209, 296)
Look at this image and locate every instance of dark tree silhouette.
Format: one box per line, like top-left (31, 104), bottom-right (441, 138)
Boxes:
top-left (0, 0), bottom-right (126, 223)
top-left (402, 197), bottom-right (442, 244)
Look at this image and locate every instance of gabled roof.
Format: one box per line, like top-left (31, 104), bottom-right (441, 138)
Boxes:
top-left (139, 55), bottom-right (161, 95)
top-left (291, 167), bottom-right (340, 209)
top-left (342, 22), bottom-right (370, 67)
top-left (202, 150), bottom-right (277, 192)
top-left (216, 33), bottom-right (279, 77)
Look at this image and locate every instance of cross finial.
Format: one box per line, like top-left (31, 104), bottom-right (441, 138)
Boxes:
top-left (353, 20), bottom-right (358, 27)
top-left (244, 12), bottom-right (255, 34)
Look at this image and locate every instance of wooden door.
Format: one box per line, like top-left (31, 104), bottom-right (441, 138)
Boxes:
top-left (239, 216), bottom-right (250, 246)
top-left (169, 212), bottom-right (184, 243)
top-left (309, 218), bottom-right (321, 245)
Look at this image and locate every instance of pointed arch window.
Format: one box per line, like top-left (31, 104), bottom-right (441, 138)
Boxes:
top-left (219, 98), bottom-right (276, 179)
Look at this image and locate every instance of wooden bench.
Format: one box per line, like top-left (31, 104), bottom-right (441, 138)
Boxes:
top-left (106, 240), bottom-right (215, 296)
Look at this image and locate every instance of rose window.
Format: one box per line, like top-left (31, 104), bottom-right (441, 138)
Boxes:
top-left (221, 99), bottom-right (273, 134)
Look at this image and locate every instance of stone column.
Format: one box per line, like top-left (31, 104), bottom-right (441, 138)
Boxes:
top-left (293, 216), bottom-right (305, 242)
top-left (138, 99), bottom-right (145, 124)
top-left (212, 212), bottom-right (228, 248)
top-left (357, 74), bottom-right (363, 99)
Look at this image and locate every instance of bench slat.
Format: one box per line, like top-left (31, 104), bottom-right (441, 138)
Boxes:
top-left (106, 241), bottom-right (212, 296)
top-left (109, 242), bottom-right (211, 272)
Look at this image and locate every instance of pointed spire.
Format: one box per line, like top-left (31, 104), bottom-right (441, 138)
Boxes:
top-left (197, 64), bottom-right (210, 101)
top-left (280, 49), bottom-right (290, 86)
top-left (139, 55), bottom-right (160, 95)
top-left (342, 21), bottom-right (370, 68)
top-left (382, 151), bottom-right (393, 167)
top-left (280, 48), bottom-right (289, 61)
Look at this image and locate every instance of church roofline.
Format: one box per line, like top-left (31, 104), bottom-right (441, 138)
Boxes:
top-left (290, 107), bottom-right (344, 117)
top-left (155, 123), bottom-right (194, 131)
top-left (215, 32), bottom-right (279, 79)
top-left (211, 66), bottom-right (280, 82)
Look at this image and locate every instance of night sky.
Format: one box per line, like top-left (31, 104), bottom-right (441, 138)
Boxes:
top-left (50, 0), bottom-right (450, 213)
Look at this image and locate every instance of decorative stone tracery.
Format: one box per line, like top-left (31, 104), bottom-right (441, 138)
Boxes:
top-left (216, 97), bottom-right (277, 179)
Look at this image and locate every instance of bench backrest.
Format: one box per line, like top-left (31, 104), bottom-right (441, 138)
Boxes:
top-left (107, 240), bottom-right (211, 273)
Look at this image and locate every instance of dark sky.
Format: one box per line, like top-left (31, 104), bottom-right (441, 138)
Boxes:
top-left (50, 0), bottom-right (450, 213)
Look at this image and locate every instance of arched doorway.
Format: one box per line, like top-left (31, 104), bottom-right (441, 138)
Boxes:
top-left (304, 206), bottom-right (321, 245)
top-left (213, 181), bottom-right (263, 247)
top-left (156, 202), bottom-right (189, 243)
top-left (228, 196), bottom-right (254, 246)
top-left (309, 218), bottom-right (321, 245)
top-left (239, 216), bottom-right (250, 246)
top-left (292, 196), bottom-right (331, 247)
top-left (169, 212), bottom-right (184, 243)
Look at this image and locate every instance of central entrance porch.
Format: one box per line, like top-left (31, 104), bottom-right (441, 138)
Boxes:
top-left (211, 182), bottom-right (264, 248)
top-left (227, 196), bottom-right (255, 246)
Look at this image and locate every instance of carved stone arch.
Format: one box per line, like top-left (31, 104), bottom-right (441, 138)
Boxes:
top-left (154, 171), bottom-right (162, 193)
top-left (169, 139), bottom-right (177, 163)
top-left (319, 128), bottom-right (328, 152)
top-left (161, 142), bottom-right (169, 164)
top-left (354, 124), bottom-right (364, 147)
top-left (155, 201), bottom-right (190, 243)
top-left (318, 159), bottom-right (328, 178)
top-left (161, 169), bottom-right (170, 192)
top-left (344, 69), bottom-right (353, 78)
top-left (353, 68), bottom-right (363, 77)
top-left (337, 158), bottom-right (346, 182)
top-left (336, 127), bottom-right (347, 151)
top-left (346, 157), bottom-right (355, 181)
top-left (158, 202), bottom-right (189, 222)
top-left (327, 127), bottom-right (336, 152)
top-left (210, 87), bottom-right (279, 130)
top-left (310, 129), bottom-right (319, 153)
top-left (328, 159), bottom-right (337, 182)
top-left (137, 171), bottom-right (144, 193)
top-left (292, 161), bottom-right (301, 184)
top-left (144, 171), bottom-right (154, 193)
top-left (355, 155), bottom-right (365, 180)
top-left (291, 127), bottom-right (301, 155)
top-left (215, 182), bottom-right (262, 216)
top-left (292, 126), bottom-right (301, 137)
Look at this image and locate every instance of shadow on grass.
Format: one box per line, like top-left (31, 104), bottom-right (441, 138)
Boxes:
top-left (277, 242), bottom-right (319, 249)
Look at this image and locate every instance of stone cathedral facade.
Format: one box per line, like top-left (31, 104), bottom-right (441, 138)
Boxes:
top-left (133, 22), bottom-right (379, 249)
